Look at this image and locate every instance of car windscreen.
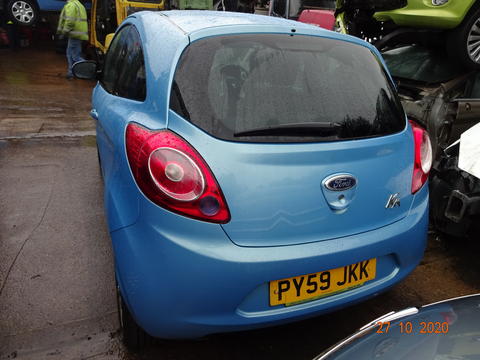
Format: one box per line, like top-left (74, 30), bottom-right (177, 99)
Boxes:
top-left (383, 45), bottom-right (464, 84)
top-left (170, 34), bottom-right (405, 143)
top-left (317, 295), bottom-right (480, 360)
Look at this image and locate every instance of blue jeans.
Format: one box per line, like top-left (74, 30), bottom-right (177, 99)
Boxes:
top-left (66, 38), bottom-right (85, 77)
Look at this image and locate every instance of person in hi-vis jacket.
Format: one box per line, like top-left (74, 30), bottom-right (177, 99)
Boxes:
top-left (57, 0), bottom-right (88, 79)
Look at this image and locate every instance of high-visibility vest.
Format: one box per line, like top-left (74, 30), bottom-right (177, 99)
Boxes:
top-left (57, 0), bottom-right (88, 41)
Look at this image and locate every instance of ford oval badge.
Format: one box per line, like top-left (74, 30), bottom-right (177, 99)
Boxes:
top-left (324, 174), bottom-right (357, 192)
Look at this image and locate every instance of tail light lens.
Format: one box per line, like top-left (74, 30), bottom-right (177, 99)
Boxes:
top-left (410, 120), bottom-right (432, 194)
top-left (126, 123), bottom-right (230, 223)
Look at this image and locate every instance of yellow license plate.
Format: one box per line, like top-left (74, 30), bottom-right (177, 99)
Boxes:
top-left (269, 258), bottom-right (376, 306)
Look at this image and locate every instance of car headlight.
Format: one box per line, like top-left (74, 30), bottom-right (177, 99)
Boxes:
top-left (432, 0), bottom-right (448, 5)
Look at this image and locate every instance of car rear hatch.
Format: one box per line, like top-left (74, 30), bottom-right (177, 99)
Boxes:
top-left (169, 33), bottom-right (414, 247)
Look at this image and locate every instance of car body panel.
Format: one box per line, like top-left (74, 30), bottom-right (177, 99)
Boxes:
top-left (162, 17), bottom-right (413, 247)
top-left (92, 17), bottom-right (188, 231)
top-left (36, 0), bottom-right (91, 11)
top-left (168, 110), bottom-right (414, 247)
top-left (93, 85), bottom-right (142, 231)
top-left (92, 11), bottom-right (429, 338)
top-left (113, 183), bottom-right (428, 338)
top-left (374, 0), bottom-right (477, 29)
top-left (37, 0), bottom-right (69, 11)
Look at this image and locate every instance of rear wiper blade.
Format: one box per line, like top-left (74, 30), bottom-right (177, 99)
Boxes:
top-left (234, 122), bottom-right (341, 137)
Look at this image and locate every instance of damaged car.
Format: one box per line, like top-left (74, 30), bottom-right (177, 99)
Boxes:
top-left (334, 0), bottom-right (480, 69)
top-left (382, 44), bottom-right (480, 240)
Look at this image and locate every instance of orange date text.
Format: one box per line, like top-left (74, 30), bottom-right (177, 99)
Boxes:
top-left (375, 321), bottom-right (449, 334)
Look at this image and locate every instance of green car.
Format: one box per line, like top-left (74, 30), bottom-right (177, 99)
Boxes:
top-left (336, 0), bottom-right (480, 69)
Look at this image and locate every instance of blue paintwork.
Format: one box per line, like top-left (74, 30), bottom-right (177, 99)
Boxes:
top-left (35, 0), bottom-right (91, 12)
top-left (92, 10), bottom-right (428, 339)
top-left (112, 184), bottom-right (427, 338)
top-left (168, 111), bottom-right (413, 247)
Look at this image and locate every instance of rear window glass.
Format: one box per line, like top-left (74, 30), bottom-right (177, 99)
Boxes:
top-left (171, 34), bottom-right (405, 143)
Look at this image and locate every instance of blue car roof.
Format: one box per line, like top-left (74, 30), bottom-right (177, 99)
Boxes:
top-left (131, 10), bottom-right (359, 42)
top-left (160, 10), bottom-right (318, 34)
top-left (128, 10), bottom-right (384, 57)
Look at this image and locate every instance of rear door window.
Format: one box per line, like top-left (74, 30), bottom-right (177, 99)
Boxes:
top-left (170, 34), bottom-right (405, 143)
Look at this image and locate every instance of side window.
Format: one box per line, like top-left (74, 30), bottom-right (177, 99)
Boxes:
top-left (102, 26), bottom-right (130, 94)
top-left (101, 25), bottom-right (147, 102)
top-left (115, 27), bottom-right (147, 101)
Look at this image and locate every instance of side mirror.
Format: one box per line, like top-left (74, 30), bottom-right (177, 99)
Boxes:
top-left (72, 60), bottom-right (99, 80)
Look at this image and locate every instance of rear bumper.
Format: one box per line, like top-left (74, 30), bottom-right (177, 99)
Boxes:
top-left (111, 185), bottom-right (428, 339)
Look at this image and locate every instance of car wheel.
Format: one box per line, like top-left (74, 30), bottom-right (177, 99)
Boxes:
top-left (116, 284), bottom-right (150, 352)
top-left (447, 4), bottom-right (480, 70)
top-left (7, 0), bottom-right (38, 26)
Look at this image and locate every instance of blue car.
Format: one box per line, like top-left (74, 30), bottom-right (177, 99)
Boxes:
top-left (74, 10), bottom-right (431, 351)
top-left (6, 0), bottom-right (90, 26)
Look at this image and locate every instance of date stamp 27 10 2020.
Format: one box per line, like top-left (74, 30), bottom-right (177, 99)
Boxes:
top-left (376, 321), bottom-right (450, 335)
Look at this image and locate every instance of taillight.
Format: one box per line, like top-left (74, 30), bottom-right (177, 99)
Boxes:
top-left (125, 123), bottom-right (230, 223)
top-left (410, 120), bottom-right (432, 194)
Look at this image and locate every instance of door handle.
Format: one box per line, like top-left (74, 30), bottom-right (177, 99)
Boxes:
top-left (90, 109), bottom-right (99, 121)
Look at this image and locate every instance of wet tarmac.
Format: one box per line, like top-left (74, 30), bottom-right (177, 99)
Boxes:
top-left (0, 43), bottom-right (94, 139)
top-left (0, 42), bottom-right (479, 360)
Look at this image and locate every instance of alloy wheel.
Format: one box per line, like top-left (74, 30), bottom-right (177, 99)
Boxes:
top-left (11, 1), bottom-right (35, 25)
top-left (467, 19), bottom-right (480, 63)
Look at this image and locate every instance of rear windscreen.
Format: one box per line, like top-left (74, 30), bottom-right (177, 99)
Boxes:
top-left (170, 34), bottom-right (405, 143)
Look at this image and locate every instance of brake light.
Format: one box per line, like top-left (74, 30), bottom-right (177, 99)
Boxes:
top-left (410, 120), bottom-right (432, 194)
top-left (125, 123), bottom-right (230, 223)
